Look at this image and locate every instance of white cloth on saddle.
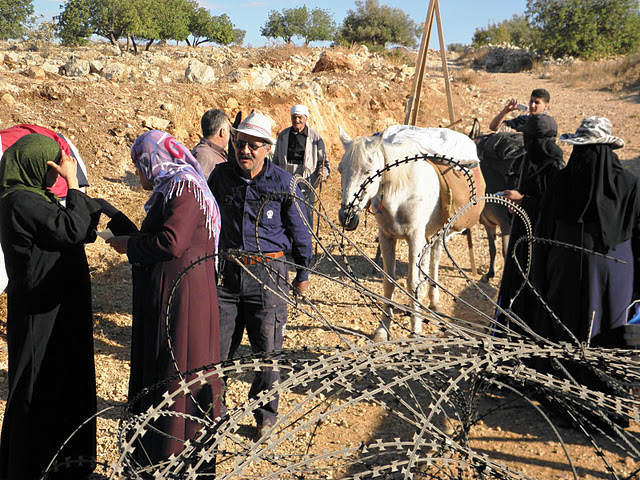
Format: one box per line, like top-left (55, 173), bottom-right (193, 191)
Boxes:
top-left (381, 125), bottom-right (480, 166)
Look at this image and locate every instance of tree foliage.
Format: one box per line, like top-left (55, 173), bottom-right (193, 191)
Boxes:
top-left (56, 0), bottom-right (92, 46)
top-left (88, 0), bottom-right (140, 45)
top-left (188, 8), bottom-right (234, 46)
top-left (232, 28), bottom-right (246, 46)
top-left (472, 14), bottom-right (532, 48)
top-left (23, 15), bottom-right (57, 45)
top-left (260, 5), bottom-right (335, 45)
top-left (304, 8), bottom-right (336, 45)
top-left (526, 0), bottom-right (640, 58)
top-left (135, 0), bottom-right (192, 48)
top-left (56, 0), bottom-right (236, 50)
top-left (338, 0), bottom-right (419, 48)
top-left (0, 0), bottom-right (34, 40)
top-left (260, 9), bottom-right (299, 44)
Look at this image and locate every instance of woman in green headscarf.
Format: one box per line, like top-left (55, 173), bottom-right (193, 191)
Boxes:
top-left (0, 134), bottom-right (100, 480)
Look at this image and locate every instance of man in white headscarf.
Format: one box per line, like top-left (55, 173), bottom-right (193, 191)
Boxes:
top-left (273, 104), bottom-right (329, 229)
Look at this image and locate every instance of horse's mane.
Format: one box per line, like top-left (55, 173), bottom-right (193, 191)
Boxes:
top-left (346, 134), bottom-right (416, 196)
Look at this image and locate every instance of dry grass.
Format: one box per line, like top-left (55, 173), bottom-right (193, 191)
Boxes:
top-left (253, 43), bottom-right (318, 66)
top-left (535, 52), bottom-right (640, 93)
top-left (330, 44), bottom-right (360, 55)
top-left (565, 53), bottom-right (640, 92)
top-left (452, 68), bottom-right (485, 86)
top-left (381, 47), bottom-right (417, 67)
top-left (168, 92), bottom-right (209, 144)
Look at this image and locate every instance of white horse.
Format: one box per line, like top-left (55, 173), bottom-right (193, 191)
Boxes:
top-left (338, 125), bottom-right (484, 342)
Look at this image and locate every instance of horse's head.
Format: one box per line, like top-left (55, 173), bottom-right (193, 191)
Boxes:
top-left (337, 127), bottom-right (384, 231)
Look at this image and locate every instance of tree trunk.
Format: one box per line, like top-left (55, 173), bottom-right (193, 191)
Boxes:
top-left (145, 39), bottom-right (154, 51)
top-left (131, 37), bottom-right (138, 55)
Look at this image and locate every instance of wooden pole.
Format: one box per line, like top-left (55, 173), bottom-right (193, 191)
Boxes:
top-left (404, 0), bottom-right (459, 127)
top-left (405, 1), bottom-right (475, 274)
top-left (404, 0), bottom-right (436, 125)
top-left (434, 0), bottom-right (456, 124)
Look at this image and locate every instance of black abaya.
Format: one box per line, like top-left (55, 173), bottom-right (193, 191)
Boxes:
top-left (0, 189), bottom-right (99, 480)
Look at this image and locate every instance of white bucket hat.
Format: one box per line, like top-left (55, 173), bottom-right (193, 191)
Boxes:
top-left (231, 111), bottom-right (276, 145)
top-left (560, 116), bottom-right (625, 150)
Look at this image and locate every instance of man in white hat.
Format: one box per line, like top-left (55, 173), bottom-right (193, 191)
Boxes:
top-left (208, 111), bottom-right (312, 439)
top-left (273, 104), bottom-right (329, 228)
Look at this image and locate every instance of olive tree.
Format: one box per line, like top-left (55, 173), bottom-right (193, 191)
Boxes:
top-left (56, 0), bottom-right (92, 46)
top-left (0, 0), bottom-right (34, 40)
top-left (338, 0), bottom-right (419, 48)
top-left (472, 14), bottom-right (532, 48)
top-left (188, 8), bottom-right (234, 46)
top-left (526, 0), bottom-right (640, 57)
top-left (261, 5), bottom-right (335, 45)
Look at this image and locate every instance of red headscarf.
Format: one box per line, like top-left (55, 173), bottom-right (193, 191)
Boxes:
top-left (0, 124), bottom-right (72, 197)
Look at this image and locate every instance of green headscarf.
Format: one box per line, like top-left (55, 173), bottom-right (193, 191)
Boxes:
top-left (0, 133), bottom-right (61, 202)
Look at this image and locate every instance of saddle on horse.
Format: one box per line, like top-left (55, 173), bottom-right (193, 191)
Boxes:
top-left (429, 159), bottom-right (486, 233)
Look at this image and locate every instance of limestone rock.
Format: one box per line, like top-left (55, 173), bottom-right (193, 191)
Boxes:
top-left (142, 116), bottom-right (171, 130)
top-left (250, 69), bottom-right (273, 89)
top-left (473, 45), bottom-right (538, 73)
top-left (226, 97), bottom-right (239, 110)
top-left (1, 93), bottom-right (16, 106)
top-left (0, 81), bottom-right (20, 94)
top-left (26, 66), bottom-right (45, 79)
top-left (65, 58), bottom-right (90, 77)
top-left (312, 52), bottom-right (356, 73)
top-left (89, 60), bottom-right (104, 75)
top-left (103, 62), bottom-right (131, 81)
top-left (41, 63), bottom-right (61, 75)
top-left (3, 53), bottom-right (20, 66)
top-left (102, 45), bottom-right (122, 56)
top-left (296, 80), bottom-right (323, 97)
top-left (185, 59), bottom-right (216, 84)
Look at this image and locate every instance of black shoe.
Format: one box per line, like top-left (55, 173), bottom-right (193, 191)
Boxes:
top-left (255, 419), bottom-right (274, 441)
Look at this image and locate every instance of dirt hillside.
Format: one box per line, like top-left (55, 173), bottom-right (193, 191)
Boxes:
top-left (0, 43), bottom-right (639, 479)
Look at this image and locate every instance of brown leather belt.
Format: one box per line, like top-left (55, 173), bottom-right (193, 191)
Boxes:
top-left (236, 251), bottom-right (284, 266)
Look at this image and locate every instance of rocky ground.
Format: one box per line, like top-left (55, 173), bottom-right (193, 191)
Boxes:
top-left (0, 42), bottom-right (638, 479)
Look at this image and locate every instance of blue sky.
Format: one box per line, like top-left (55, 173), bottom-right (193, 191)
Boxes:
top-left (32, 0), bottom-right (529, 47)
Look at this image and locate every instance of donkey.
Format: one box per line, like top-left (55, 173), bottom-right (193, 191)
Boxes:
top-left (472, 128), bottom-right (526, 281)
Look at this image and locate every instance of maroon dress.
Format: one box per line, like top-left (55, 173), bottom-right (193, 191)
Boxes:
top-left (125, 190), bottom-right (220, 464)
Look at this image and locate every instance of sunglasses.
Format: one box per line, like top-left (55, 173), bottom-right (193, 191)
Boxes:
top-left (235, 139), bottom-right (266, 151)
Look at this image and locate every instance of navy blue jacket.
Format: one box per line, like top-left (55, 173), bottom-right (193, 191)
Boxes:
top-left (208, 158), bottom-right (312, 282)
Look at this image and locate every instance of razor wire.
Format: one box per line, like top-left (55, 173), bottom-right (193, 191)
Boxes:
top-left (39, 153), bottom-right (640, 480)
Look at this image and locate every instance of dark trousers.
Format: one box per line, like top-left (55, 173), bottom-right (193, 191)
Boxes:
top-left (217, 259), bottom-right (288, 426)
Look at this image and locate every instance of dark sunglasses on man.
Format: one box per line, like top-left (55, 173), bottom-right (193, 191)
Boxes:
top-left (235, 139), bottom-right (266, 151)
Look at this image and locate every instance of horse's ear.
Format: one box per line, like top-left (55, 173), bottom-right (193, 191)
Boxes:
top-left (338, 126), bottom-right (352, 148)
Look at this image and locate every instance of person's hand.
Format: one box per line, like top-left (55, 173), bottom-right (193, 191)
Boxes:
top-left (503, 189), bottom-right (523, 203)
top-left (292, 279), bottom-right (309, 295)
top-left (502, 189), bottom-right (523, 213)
top-left (94, 198), bottom-right (119, 218)
top-left (106, 236), bottom-right (129, 254)
top-left (322, 167), bottom-right (329, 181)
top-left (497, 123), bottom-right (515, 133)
top-left (504, 98), bottom-right (519, 113)
top-left (47, 153), bottom-right (79, 190)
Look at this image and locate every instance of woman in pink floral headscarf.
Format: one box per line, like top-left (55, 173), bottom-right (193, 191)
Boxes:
top-left (107, 130), bottom-right (221, 467)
